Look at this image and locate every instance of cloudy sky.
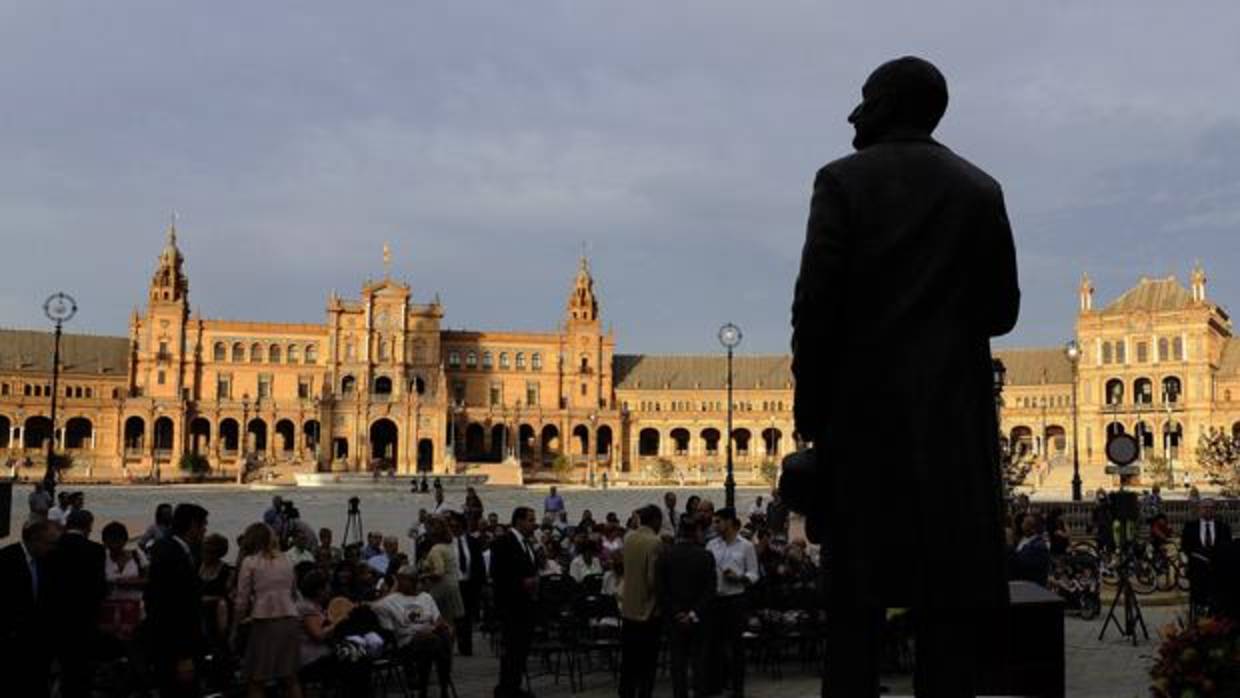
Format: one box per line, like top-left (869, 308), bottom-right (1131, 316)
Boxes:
top-left (2, 2), bottom-right (1238, 354)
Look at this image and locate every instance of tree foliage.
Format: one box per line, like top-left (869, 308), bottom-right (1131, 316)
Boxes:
top-left (551, 453), bottom-right (574, 483)
top-left (1196, 427), bottom-right (1240, 495)
top-left (655, 457), bottom-right (676, 483)
top-left (179, 452), bottom-right (211, 475)
top-left (759, 458), bottom-right (780, 489)
top-left (1142, 454), bottom-right (1173, 488)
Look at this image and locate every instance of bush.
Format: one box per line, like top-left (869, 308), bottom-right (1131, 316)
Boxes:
top-left (1143, 454), bottom-right (1173, 488)
top-left (759, 458), bottom-right (780, 488)
top-left (551, 453), bottom-right (574, 483)
top-left (1196, 427), bottom-right (1240, 495)
top-left (49, 453), bottom-right (74, 471)
top-left (179, 452), bottom-right (211, 475)
top-left (655, 457), bottom-right (676, 482)
top-left (1150, 617), bottom-right (1240, 697)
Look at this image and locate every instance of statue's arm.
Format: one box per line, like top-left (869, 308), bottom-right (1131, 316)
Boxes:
top-left (981, 183), bottom-right (1020, 338)
top-left (791, 168), bottom-right (850, 442)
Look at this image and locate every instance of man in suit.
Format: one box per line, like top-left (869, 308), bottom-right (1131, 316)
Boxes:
top-left (791, 56), bottom-right (1019, 697)
top-left (145, 503), bottom-right (209, 698)
top-left (491, 506), bottom-right (539, 698)
top-left (0, 519), bottom-right (60, 698)
top-left (50, 509), bottom-right (108, 698)
top-left (1181, 498), bottom-right (1233, 611)
top-left (657, 518), bottom-right (715, 698)
top-left (620, 505), bottom-right (663, 698)
top-left (450, 511), bottom-right (486, 656)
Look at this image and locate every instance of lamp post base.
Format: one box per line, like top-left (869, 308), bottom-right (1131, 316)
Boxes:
top-left (1071, 473), bottom-right (1083, 502)
top-left (724, 474), bottom-right (736, 509)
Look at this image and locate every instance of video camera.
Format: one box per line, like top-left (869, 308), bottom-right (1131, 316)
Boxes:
top-left (348, 496), bottom-right (361, 515)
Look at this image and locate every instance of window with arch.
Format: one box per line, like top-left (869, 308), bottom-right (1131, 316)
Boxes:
top-left (1134, 378), bottom-right (1153, 404)
top-left (1158, 338), bottom-right (1169, 362)
top-left (1162, 376), bottom-right (1182, 403)
top-left (466, 351), bottom-right (477, 369)
top-left (500, 352), bottom-right (510, 369)
top-left (345, 340), bottom-right (356, 361)
top-left (305, 345), bottom-right (318, 364)
top-left (1172, 337), bottom-right (1184, 361)
top-left (287, 345), bottom-right (299, 363)
top-left (482, 352), bottom-right (493, 369)
top-left (580, 355), bottom-right (589, 372)
top-left (269, 344), bottom-right (281, 363)
top-left (378, 340), bottom-right (390, 361)
top-left (250, 343), bottom-right (263, 363)
top-left (532, 353), bottom-right (542, 370)
top-left (412, 376), bottom-right (427, 395)
top-left (1115, 341), bottom-right (1126, 364)
top-left (232, 343), bottom-right (245, 362)
top-left (341, 375), bottom-right (356, 394)
top-left (1136, 341), bottom-right (1148, 363)
top-left (213, 342), bottom-right (226, 362)
top-left (1102, 342), bottom-right (1113, 364)
top-left (1105, 378), bottom-right (1124, 405)
top-left (448, 351), bottom-right (461, 368)
top-left (516, 352), bottom-right (526, 370)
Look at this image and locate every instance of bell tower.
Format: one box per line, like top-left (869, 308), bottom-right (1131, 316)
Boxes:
top-left (1079, 272), bottom-right (1094, 313)
top-left (135, 219), bottom-right (191, 401)
top-left (562, 255), bottom-right (608, 411)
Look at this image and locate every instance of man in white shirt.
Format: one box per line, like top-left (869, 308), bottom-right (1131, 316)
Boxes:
top-left (705, 507), bottom-right (759, 697)
top-left (660, 491), bottom-right (680, 539)
top-left (370, 567), bottom-right (451, 696)
top-left (431, 488), bottom-right (454, 515)
top-left (47, 492), bottom-right (72, 525)
top-left (366, 536), bottom-right (401, 576)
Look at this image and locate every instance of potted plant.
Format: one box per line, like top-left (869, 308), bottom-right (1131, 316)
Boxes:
top-left (1149, 617), bottom-right (1240, 697)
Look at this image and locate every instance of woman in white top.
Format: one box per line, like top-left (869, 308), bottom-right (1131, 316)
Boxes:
top-left (569, 539), bottom-right (604, 582)
top-left (100, 521), bottom-right (146, 642)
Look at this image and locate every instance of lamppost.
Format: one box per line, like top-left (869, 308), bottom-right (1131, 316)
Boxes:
top-left (1163, 383), bottom-right (1177, 486)
top-left (42, 292), bottom-right (76, 496)
top-left (513, 401), bottom-right (522, 463)
top-left (719, 323), bottom-right (742, 508)
top-left (588, 412), bottom-right (598, 488)
top-left (1065, 340), bottom-right (1083, 501)
top-left (238, 393), bottom-right (250, 484)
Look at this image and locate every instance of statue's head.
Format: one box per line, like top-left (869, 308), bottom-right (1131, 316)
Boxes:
top-left (849, 56), bottom-right (948, 150)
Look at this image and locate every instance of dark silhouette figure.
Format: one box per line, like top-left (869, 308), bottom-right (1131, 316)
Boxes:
top-left (490, 506), bottom-right (539, 698)
top-left (1180, 499), bottom-right (1233, 610)
top-left (791, 56), bottom-right (1019, 697)
top-left (0, 520), bottom-right (60, 698)
top-left (145, 503), bottom-right (210, 697)
top-left (49, 509), bottom-right (108, 698)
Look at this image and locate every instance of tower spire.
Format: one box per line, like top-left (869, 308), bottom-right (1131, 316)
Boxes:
top-left (383, 241), bottom-right (392, 280)
top-left (566, 253), bottom-right (599, 325)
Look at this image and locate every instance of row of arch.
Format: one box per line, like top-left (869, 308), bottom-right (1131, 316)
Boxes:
top-left (448, 350), bottom-right (543, 371)
top-left (635, 427), bottom-right (785, 458)
top-left (212, 342), bottom-right (318, 365)
top-left (1103, 376), bottom-right (1182, 405)
top-left (450, 422), bottom-right (615, 464)
top-left (116, 415), bottom-right (323, 455)
top-left (340, 375), bottom-right (426, 396)
top-left (0, 415), bottom-right (95, 449)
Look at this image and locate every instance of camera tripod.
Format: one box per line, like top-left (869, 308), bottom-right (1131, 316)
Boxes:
top-left (1098, 545), bottom-right (1149, 645)
top-left (342, 497), bottom-right (364, 549)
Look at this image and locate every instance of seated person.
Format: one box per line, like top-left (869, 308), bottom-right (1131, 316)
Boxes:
top-left (1149, 513), bottom-right (1173, 551)
top-left (1010, 514), bottom-right (1051, 588)
top-left (569, 540), bottom-right (604, 582)
top-left (370, 565), bottom-right (452, 698)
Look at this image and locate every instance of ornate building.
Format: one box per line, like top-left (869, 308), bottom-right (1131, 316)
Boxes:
top-left (2, 226), bottom-right (1237, 490)
top-left (0, 227), bottom-right (795, 483)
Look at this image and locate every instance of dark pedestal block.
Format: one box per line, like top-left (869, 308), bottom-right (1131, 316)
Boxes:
top-left (976, 580), bottom-right (1065, 698)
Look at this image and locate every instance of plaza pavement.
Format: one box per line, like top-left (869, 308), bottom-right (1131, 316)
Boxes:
top-left (407, 605), bottom-right (1180, 698)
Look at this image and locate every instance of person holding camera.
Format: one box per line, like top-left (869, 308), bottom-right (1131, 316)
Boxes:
top-left (790, 56), bottom-right (1019, 697)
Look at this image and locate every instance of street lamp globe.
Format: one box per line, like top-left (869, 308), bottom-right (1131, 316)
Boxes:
top-left (1065, 339), bottom-right (1080, 363)
top-left (718, 323), bottom-right (742, 349)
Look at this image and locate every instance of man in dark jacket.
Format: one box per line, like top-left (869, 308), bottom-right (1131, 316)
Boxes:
top-left (791, 56), bottom-right (1019, 697)
top-left (1181, 498), bottom-right (1234, 610)
top-left (657, 518), bottom-right (716, 698)
top-left (0, 519), bottom-right (60, 698)
top-left (145, 503), bottom-right (209, 698)
top-left (50, 509), bottom-right (108, 698)
top-left (451, 511), bottom-right (486, 656)
top-left (490, 506), bottom-right (539, 698)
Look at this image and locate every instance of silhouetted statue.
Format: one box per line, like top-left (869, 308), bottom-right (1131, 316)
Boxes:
top-left (791, 56), bottom-right (1019, 697)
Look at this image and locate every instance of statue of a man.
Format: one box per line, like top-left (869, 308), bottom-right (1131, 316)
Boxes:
top-left (791, 56), bottom-right (1020, 697)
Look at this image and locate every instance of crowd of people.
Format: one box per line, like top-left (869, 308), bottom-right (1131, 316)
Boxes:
top-left (1, 483), bottom-right (816, 698)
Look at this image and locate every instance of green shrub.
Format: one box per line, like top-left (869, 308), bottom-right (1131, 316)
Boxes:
top-left (179, 452), bottom-right (211, 474)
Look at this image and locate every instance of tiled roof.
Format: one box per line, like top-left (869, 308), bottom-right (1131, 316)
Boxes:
top-left (613, 354), bottom-right (792, 390)
top-left (993, 348), bottom-right (1073, 386)
top-left (1102, 277), bottom-right (1194, 314)
top-left (0, 328), bottom-right (130, 375)
top-left (1219, 338), bottom-right (1240, 377)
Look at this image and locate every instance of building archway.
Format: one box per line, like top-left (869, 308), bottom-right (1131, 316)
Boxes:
top-left (341, 375), bottom-right (356, 395)
top-left (189, 417), bottom-right (211, 454)
top-left (23, 416), bottom-right (52, 450)
top-left (1134, 378), bottom-right (1153, 405)
top-left (333, 437), bottom-right (349, 460)
top-left (154, 417), bottom-right (175, 452)
top-left (303, 420), bottom-right (320, 453)
top-left (247, 418), bottom-right (267, 453)
top-left (1163, 420), bottom-right (1183, 460)
top-left (219, 418), bottom-right (240, 452)
top-left (595, 425), bottom-right (613, 457)
top-left (638, 428), bottom-right (660, 457)
top-left (276, 419), bottom-right (296, 455)
top-left (1135, 421), bottom-right (1154, 455)
top-left (65, 417), bottom-right (93, 450)
top-left (1045, 425), bottom-right (1066, 457)
top-left (540, 424), bottom-right (560, 464)
top-left (518, 424), bottom-right (536, 462)
top-left (1106, 421), bottom-right (1126, 438)
top-left (124, 416), bottom-right (146, 452)
top-left (489, 424), bottom-right (507, 462)
top-left (572, 424), bottom-right (590, 456)
top-left (1105, 379), bottom-right (1125, 405)
top-left (700, 427), bottom-right (721, 456)
top-left (670, 428), bottom-right (691, 455)
top-left (465, 423), bottom-right (485, 460)
top-left (762, 427), bottom-right (782, 457)
top-left (0, 415), bottom-right (9, 449)
top-left (417, 439), bottom-right (434, 472)
top-left (1162, 376), bottom-right (1182, 403)
top-left (1010, 426), bottom-right (1033, 458)
top-left (370, 418), bottom-right (398, 468)
top-left (732, 428), bottom-right (752, 457)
